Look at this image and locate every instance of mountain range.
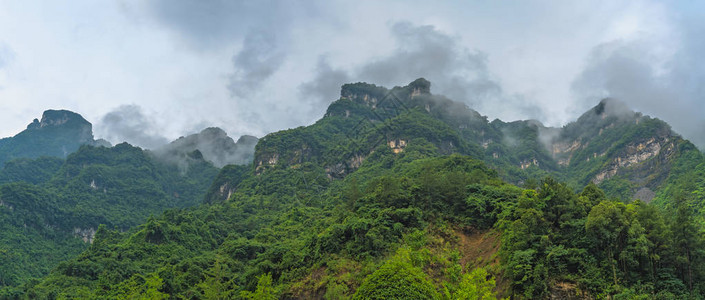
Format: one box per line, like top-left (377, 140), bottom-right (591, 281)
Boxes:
top-left (0, 79), bottom-right (703, 298)
top-left (255, 78), bottom-right (700, 205)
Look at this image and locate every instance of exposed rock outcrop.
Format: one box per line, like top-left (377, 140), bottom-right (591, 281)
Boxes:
top-left (593, 137), bottom-right (674, 184)
top-left (73, 227), bottom-right (97, 244)
top-left (388, 139), bottom-right (407, 154)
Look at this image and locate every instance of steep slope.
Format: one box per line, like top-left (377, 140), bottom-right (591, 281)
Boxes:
top-left (0, 110), bottom-right (108, 167)
top-left (155, 127), bottom-right (258, 168)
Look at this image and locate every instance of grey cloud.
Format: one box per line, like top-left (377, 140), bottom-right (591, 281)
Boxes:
top-left (298, 57), bottom-right (351, 108)
top-left (143, 4), bottom-right (552, 134)
top-left (146, 0), bottom-right (278, 49)
top-left (357, 21), bottom-right (495, 103)
top-left (333, 22), bottom-right (544, 121)
top-left (145, 0), bottom-right (323, 48)
top-left (136, 3), bottom-right (704, 151)
top-left (146, 1), bottom-right (321, 105)
top-left (572, 36), bottom-right (705, 149)
top-left (228, 29), bottom-right (286, 98)
top-left (294, 22), bottom-right (550, 124)
top-left (96, 105), bottom-right (169, 149)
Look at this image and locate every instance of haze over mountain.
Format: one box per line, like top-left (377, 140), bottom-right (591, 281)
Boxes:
top-left (155, 127), bottom-right (258, 168)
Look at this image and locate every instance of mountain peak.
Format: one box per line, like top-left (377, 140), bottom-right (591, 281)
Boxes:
top-left (38, 109), bottom-right (91, 129)
top-left (340, 82), bottom-right (387, 100)
top-left (591, 98), bottom-right (634, 119)
top-left (236, 135), bottom-right (259, 145)
top-left (568, 98), bottom-right (639, 134)
top-left (408, 78), bottom-right (431, 96)
top-left (1, 109), bottom-right (96, 166)
top-left (194, 127), bottom-right (229, 140)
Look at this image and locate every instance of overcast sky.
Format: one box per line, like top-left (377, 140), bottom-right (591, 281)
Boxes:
top-left (0, 1), bottom-right (703, 149)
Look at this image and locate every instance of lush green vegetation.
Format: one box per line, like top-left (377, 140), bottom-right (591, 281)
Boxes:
top-left (500, 179), bottom-right (705, 298)
top-left (16, 150), bottom-right (518, 299)
top-left (0, 143), bottom-right (218, 294)
top-left (0, 182), bottom-right (86, 288)
top-left (0, 157), bottom-right (64, 185)
top-left (15, 148), bottom-right (704, 298)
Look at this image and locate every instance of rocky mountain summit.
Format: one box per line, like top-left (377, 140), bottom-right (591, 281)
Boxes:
top-left (0, 110), bottom-right (108, 167)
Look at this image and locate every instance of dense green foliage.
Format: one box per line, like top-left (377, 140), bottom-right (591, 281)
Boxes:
top-left (0, 157), bottom-right (64, 185)
top-left (652, 141), bottom-right (705, 223)
top-left (20, 144), bottom-right (704, 298)
top-left (351, 255), bottom-right (440, 299)
top-left (0, 183), bottom-right (86, 288)
top-left (19, 145), bottom-right (518, 299)
top-left (0, 143), bottom-right (218, 293)
top-left (499, 179), bottom-right (705, 298)
top-left (203, 164), bottom-right (251, 204)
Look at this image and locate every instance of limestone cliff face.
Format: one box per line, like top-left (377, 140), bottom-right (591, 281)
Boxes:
top-left (520, 158), bottom-right (540, 170)
top-left (325, 154), bottom-right (366, 179)
top-left (592, 136), bottom-right (675, 184)
top-left (208, 182), bottom-right (236, 203)
top-left (255, 152), bottom-right (280, 174)
top-left (551, 140), bottom-right (583, 166)
top-left (38, 110), bottom-right (94, 144)
top-left (388, 139), bottom-right (407, 154)
top-left (203, 164), bottom-right (251, 204)
top-left (339, 82), bottom-right (388, 108)
top-left (73, 227), bottom-right (97, 244)
top-left (408, 78), bottom-right (431, 97)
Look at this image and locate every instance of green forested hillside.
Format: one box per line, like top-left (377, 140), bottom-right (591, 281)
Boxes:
top-left (21, 151), bottom-right (705, 298)
top-left (18, 150), bottom-right (520, 298)
top-left (256, 79), bottom-right (701, 203)
top-left (0, 182), bottom-right (87, 288)
top-left (0, 143), bottom-right (218, 293)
